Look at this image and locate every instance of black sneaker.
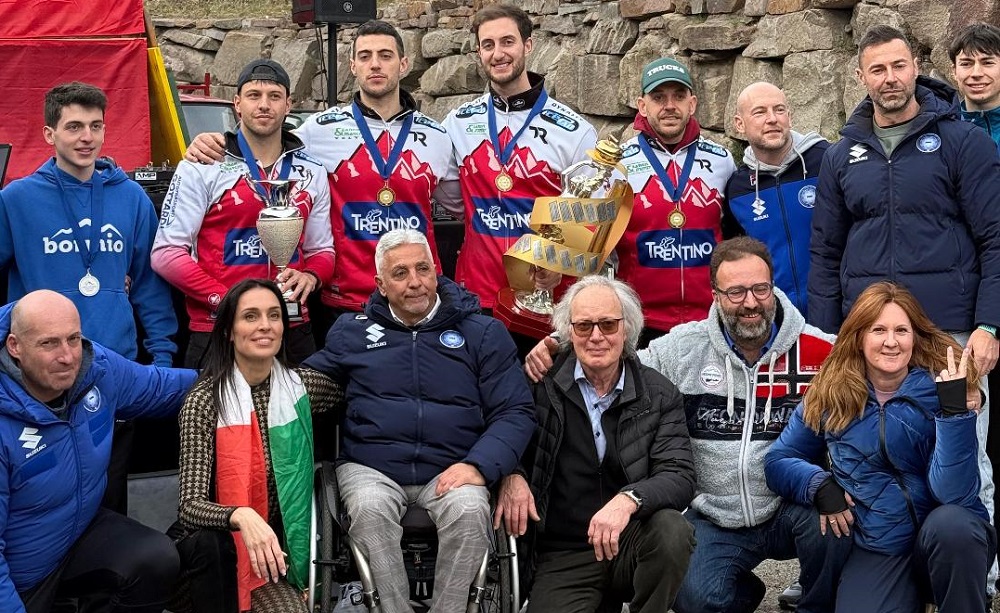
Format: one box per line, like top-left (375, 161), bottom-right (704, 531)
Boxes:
top-left (778, 581), bottom-right (802, 611)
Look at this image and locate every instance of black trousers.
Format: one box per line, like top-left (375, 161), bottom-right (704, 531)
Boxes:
top-left (526, 509), bottom-right (695, 613)
top-left (184, 323), bottom-right (316, 368)
top-left (19, 509), bottom-right (179, 613)
top-left (170, 525), bottom-right (239, 613)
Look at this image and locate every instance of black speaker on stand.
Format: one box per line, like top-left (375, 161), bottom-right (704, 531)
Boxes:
top-left (292, 0), bottom-right (378, 105)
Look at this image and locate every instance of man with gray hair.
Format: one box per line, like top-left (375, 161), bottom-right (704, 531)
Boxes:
top-left (495, 275), bottom-right (696, 612)
top-left (525, 237), bottom-right (851, 612)
top-left (303, 228), bottom-right (535, 612)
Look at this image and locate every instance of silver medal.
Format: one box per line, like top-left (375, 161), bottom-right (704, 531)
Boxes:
top-left (78, 272), bottom-right (100, 297)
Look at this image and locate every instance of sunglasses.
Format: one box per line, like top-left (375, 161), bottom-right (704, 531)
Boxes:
top-left (570, 318), bottom-right (623, 336)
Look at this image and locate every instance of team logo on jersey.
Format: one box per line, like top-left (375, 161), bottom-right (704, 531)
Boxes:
top-left (848, 143), bottom-right (869, 164)
top-left (539, 109), bottom-right (579, 132)
top-left (465, 123), bottom-right (488, 135)
top-left (332, 126), bottom-right (362, 139)
top-left (472, 200), bottom-right (533, 236)
top-left (798, 185), bottom-right (817, 208)
top-left (224, 227), bottom-right (301, 266)
top-left (751, 198), bottom-right (767, 220)
top-left (621, 144), bottom-right (641, 159)
top-left (316, 109), bottom-right (352, 125)
top-left (83, 387), bottom-right (102, 413)
top-left (697, 140), bottom-right (728, 157)
top-left (916, 133), bottom-right (941, 153)
top-left (365, 323), bottom-right (387, 349)
top-left (455, 102), bottom-right (488, 119)
top-left (700, 364), bottom-right (725, 389)
top-left (439, 330), bottom-right (465, 348)
top-left (637, 230), bottom-right (715, 268)
top-left (343, 203), bottom-right (429, 241)
top-left (43, 219), bottom-right (125, 256)
top-left (160, 174), bottom-right (180, 227)
top-left (413, 115), bottom-right (446, 133)
top-left (354, 314), bottom-right (368, 320)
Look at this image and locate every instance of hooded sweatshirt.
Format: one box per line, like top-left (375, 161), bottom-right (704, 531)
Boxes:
top-left (0, 302), bottom-right (196, 609)
top-left (961, 102), bottom-right (1000, 155)
top-left (0, 159), bottom-right (178, 365)
top-left (724, 131), bottom-right (829, 317)
top-left (617, 117), bottom-right (737, 332)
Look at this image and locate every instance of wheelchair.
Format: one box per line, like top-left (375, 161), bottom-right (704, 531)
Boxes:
top-left (308, 461), bottom-right (522, 613)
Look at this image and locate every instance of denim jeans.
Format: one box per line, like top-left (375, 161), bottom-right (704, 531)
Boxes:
top-left (673, 502), bottom-right (851, 613)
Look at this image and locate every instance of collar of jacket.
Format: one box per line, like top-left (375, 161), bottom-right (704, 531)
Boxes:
top-left (548, 351), bottom-right (643, 416)
top-left (224, 128), bottom-right (306, 159)
top-left (351, 88), bottom-right (419, 122)
top-left (489, 72), bottom-right (546, 112)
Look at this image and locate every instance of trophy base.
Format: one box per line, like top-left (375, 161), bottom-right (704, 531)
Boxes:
top-left (494, 288), bottom-right (552, 340)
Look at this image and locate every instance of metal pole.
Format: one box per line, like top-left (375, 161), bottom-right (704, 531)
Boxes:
top-left (327, 23), bottom-right (338, 106)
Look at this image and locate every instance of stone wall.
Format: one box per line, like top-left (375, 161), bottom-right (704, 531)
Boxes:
top-left (153, 0), bottom-right (996, 151)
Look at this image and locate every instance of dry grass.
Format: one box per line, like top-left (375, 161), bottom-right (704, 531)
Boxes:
top-left (146, 0), bottom-right (292, 19)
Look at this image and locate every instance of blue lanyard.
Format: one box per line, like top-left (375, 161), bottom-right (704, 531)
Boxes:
top-left (351, 102), bottom-right (414, 181)
top-left (638, 134), bottom-right (697, 202)
top-left (53, 166), bottom-right (103, 271)
top-left (487, 90), bottom-right (548, 166)
top-left (236, 130), bottom-right (292, 202)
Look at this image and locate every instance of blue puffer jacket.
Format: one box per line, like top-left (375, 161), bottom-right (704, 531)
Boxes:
top-left (0, 302), bottom-right (196, 610)
top-left (303, 277), bottom-right (535, 486)
top-left (961, 102), bottom-right (1000, 155)
top-left (809, 77), bottom-right (1000, 333)
top-left (764, 368), bottom-right (986, 556)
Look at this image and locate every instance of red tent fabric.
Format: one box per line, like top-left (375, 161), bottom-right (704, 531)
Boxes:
top-left (0, 0), bottom-right (145, 38)
top-left (0, 38), bottom-right (151, 182)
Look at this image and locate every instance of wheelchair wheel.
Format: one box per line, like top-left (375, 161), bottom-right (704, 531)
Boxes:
top-left (471, 527), bottom-right (520, 613)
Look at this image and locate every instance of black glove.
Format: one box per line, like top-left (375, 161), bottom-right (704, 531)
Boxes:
top-left (814, 476), bottom-right (848, 514)
top-left (936, 378), bottom-right (968, 416)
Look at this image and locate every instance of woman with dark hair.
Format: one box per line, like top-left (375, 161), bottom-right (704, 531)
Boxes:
top-left (169, 279), bottom-right (343, 613)
top-left (764, 281), bottom-right (995, 612)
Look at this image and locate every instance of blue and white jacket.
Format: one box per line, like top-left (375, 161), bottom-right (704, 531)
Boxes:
top-left (961, 102), bottom-right (1000, 155)
top-left (304, 277), bottom-right (535, 486)
top-left (0, 302), bottom-right (196, 610)
top-left (764, 368), bottom-right (986, 556)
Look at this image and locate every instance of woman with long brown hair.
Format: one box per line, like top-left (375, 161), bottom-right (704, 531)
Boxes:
top-left (764, 281), bottom-right (995, 612)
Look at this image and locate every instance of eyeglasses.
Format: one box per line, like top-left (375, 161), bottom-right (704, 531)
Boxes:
top-left (570, 318), bottom-right (623, 336)
top-left (713, 282), bottom-right (773, 303)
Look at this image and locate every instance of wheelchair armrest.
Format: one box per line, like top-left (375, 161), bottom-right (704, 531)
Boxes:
top-left (315, 460), bottom-right (344, 525)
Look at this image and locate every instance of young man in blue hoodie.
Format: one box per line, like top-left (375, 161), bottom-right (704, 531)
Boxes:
top-left (951, 23), bottom-right (1000, 152)
top-left (0, 82), bottom-right (179, 513)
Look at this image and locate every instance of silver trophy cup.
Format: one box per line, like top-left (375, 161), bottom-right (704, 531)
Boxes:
top-left (251, 178), bottom-right (305, 321)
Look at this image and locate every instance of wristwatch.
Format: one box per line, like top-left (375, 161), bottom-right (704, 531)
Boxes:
top-left (978, 324), bottom-right (997, 338)
top-left (621, 490), bottom-right (643, 510)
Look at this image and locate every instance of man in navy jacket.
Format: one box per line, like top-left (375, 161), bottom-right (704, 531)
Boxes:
top-left (0, 290), bottom-right (196, 612)
top-left (304, 228), bottom-right (535, 612)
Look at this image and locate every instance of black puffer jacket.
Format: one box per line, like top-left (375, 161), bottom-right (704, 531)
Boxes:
top-left (523, 351), bottom-right (696, 532)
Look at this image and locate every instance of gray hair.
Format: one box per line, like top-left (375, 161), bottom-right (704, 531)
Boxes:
top-left (552, 275), bottom-right (644, 356)
top-left (374, 229), bottom-right (432, 276)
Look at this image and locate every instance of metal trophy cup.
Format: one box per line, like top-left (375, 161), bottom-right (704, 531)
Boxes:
top-left (494, 137), bottom-right (634, 339)
top-left (252, 178), bottom-right (305, 321)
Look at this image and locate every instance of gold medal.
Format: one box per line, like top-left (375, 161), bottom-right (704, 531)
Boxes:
top-left (495, 172), bottom-right (514, 192)
top-left (668, 208), bottom-right (686, 229)
top-left (377, 186), bottom-right (395, 206)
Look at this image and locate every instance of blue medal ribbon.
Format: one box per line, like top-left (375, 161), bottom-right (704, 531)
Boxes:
top-left (487, 90), bottom-right (549, 166)
top-left (637, 134), bottom-right (697, 202)
top-left (237, 130), bottom-right (292, 203)
top-left (53, 166), bottom-right (103, 274)
top-left (351, 102), bottom-right (414, 183)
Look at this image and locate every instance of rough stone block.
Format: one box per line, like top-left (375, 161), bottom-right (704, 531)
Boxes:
top-left (619, 33), bottom-right (682, 108)
top-left (679, 15), bottom-right (755, 50)
top-left (161, 43), bottom-right (215, 86)
top-left (724, 56), bottom-right (783, 138)
top-left (691, 57), bottom-right (736, 131)
top-left (850, 5), bottom-right (906, 45)
top-left (744, 0), bottom-right (768, 16)
top-left (812, 0), bottom-right (858, 7)
top-left (270, 37), bottom-right (320, 102)
top-left (527, 31), bottom-right (563, 76)
top-left (842, 61), bottom-right (867, 120)
top-left (418, 54), bottom-right (485, 96)
top-left (743, 9), bottom-right (851, 58)
top-left (522, 0), bottom-right (561, 15)
top-left (539, 14), bottom-right (582, 35)
top-left (211, 31), bottom-right (269, 86)
top-left (707, 0), bottom-right (746, 11)
top-left (547, 38), bottom-right (587, 110)
top-left (620, 0), bottom-right (676, 19)
top-left (783, 49), bottom-right (852, 141)
top-left (897, 0), bottom-right (951, 48)
top-left (578, 54), bottom-right (632, 116)
top-left (213, 19), bottom-right (244, 30)
top-left (586, 13), bottom-right (640, 54)
top-left (767, 0), bottom-right (810, 14)
top-left (162, 29), bottom-right (221, 52)
top-left (421, 29), bottom-right (466, 58)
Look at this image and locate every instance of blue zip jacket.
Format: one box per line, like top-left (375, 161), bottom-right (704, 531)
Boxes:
top-left (961, 102), bottom-right (1000, 155)
top-left (724, 132), bottom-right (829, 317)
top-left (0, 159), bottom-right (178, 365)
top-left (303, 277), bottom-right (535, 486)
top-left (0, 302), bottom-right (196, 610)
top-left (764, 368), bottom-right (986, 556)
top-left (809, 77), bottom-right (1000, 333)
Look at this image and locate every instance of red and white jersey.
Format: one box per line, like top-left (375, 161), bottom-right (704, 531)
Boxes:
top-left (296, 95), bottom-right (459, 311)
top-left (443, 78), bottom-right (596, 309)
top-left (617, 134), bottom-right (736, 332)
top-left (152, 133), bottom-right (334, 332)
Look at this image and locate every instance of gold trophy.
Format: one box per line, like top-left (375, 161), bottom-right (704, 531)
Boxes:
top-left (252, 178), bottom-right (305, 321)
top-left (494, 137), bottom-right (633, 338)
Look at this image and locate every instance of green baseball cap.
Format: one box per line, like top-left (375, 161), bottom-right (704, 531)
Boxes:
top-left (641, 57), bottom-right (694, 94)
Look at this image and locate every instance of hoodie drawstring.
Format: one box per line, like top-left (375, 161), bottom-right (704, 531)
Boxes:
top-left (725, 355), bottom-right (736, 419)
top-left (762, 351), bottom-right (778, 427)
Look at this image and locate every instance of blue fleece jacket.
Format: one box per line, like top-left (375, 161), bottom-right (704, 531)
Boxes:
top-left (0, 302), bottom-right (196, 610)
top-left (961, 102), bottom-right (1000, 155)
top-left (0, 159), bottom-right (178, 365)
top-left (764, 368), bottom-right (986, 556)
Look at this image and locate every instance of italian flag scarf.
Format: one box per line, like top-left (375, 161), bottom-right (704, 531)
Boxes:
top-left (215, 361), bottom-right (314, 611)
